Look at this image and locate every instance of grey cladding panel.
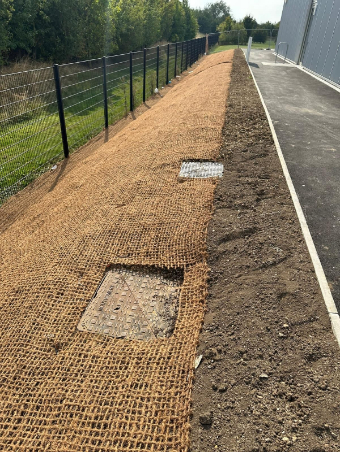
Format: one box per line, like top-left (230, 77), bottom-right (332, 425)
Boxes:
top-left (302, 0), bottom-right (340, 85)
top-left (276, 0), bottom-right (312, 63)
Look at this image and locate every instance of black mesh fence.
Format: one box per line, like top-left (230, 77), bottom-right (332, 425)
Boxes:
top-left (106, 53), bottom-right (130, 124)
top-left (145, 47), bottom-right (158, 98)
top-left (59, 59), bottom-right (104, 153)
top-left (0, 36), bottom-right (210, 203)
top-left (0, 67), bottom-right (62, 200)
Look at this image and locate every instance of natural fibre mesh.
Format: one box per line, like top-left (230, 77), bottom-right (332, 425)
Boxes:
top-left (0, 51), bottom-right (233, 451)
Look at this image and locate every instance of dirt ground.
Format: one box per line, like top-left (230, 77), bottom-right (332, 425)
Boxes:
top-left (190, 50), bottom-right (340, 452)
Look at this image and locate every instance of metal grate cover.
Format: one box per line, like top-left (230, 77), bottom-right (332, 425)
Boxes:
top-left (78, 266), bottom-right (182, 340)
top-left (179, 161), bottom-right (224, 178)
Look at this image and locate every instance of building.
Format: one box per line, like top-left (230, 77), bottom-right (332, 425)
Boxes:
top-left (276, 0), bottom-right (340, 86)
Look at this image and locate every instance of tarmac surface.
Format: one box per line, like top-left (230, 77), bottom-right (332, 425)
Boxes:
top-left (248, 50), bottom-right (340, 313)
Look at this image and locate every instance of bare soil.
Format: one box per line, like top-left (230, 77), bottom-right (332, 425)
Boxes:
top-left (190, 50), bottom-right (340, 452)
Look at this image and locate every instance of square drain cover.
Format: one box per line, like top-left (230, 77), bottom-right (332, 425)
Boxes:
top-left (179, 161), bottom-right (224, 178)
top-left (78, 266), bottom-right (182, 340)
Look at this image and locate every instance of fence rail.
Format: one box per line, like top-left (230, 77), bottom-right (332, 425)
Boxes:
top-left (0, 34), bottom-right (218, 203)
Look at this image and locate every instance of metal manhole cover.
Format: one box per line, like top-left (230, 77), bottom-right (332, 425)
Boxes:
top-left (78, 266), bottom-right (182, 340)
top-left (179, 161), bottom-right (224, 178)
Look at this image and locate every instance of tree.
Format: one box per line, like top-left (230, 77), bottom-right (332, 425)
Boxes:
top-left (0, 0), bottom-right (13, 63)
top-left (8, 0), bottom-right (45, 58)
top-left (253, 28), bottom-right (267, 44)
top-left (243, 15), bottom-right (257, 38)
top-left (114, 0), bottom-right (145, 52)
top-left (170, 0), bottom-right (186, 42)
top-left (218, 15), bottom-right (233, 32)
top-left (1, 0), bottom-right (201, 65)
top-left (218, 18), bottom-right (247, 46)
top-left (143, 0), bottom-right (162, 47)
top-left (194, 1), bottom-right (231, 34)
top-left (160, 0), bottom-right (175, 41)
top-left (183, 0), bottom-right (198, 40)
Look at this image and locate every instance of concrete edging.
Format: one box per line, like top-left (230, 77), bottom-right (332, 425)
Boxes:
top-left (246, 56), bottom-right (340, 348)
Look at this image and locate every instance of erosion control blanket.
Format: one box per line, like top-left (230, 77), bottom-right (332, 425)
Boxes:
top-left (0, 51), bottom-right (233, 451)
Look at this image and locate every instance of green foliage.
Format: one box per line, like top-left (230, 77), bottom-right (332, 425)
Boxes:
top-left (0, 0), bottom-right (13, 63)
top-left (252, 29), bottom-right (268, 43)
top-left (183, 0), bottom-right (198, 40)
top-left (0, 0), bottom-right (198, 65)
top-left (144, 0), bottom-right (162, 47)
top-left (194, 1), bottom-right (230, 34)
top-left (218, 14), bottom-right (279, 46)
top-left (243, 15), bottom-right (257, 37)
top-left (218, 18), bottom-right (246, 45)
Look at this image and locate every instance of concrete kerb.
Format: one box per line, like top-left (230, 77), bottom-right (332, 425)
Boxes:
top-left (273, 52), bottom-right (340, 94)
top-left (245, 53), bottom-right (340, 348)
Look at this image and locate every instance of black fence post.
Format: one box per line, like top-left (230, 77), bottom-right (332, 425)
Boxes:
top-left (102, 57), bottom-right (109, 129)
top-left (166, 43), bottom-right (170, 84)
top-left (53, 64), bottom-right (69, 158)
top-left (181, 41), bottom-right (184, 73)
top-left (143, 48), bottom-right (146, 102)
top-left (156, 46), bottom-right (159, 89)
top-left (129, 52), bottom-right (133, 112)
top-left (174, 42), bottom-right (178, 78)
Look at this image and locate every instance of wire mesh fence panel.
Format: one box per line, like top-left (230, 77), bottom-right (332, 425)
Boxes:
top-left (168, 43), bottom-right (176, 82)
top-left (106, 53), bottom-right (130, 124)
top-left (59, 59), bottom-right (104, 153)
top-left (190, 40), bottom-right (195, 66)
top-left (0, 67), bottom-right (62, 202)
top-left (208, 33), bottom-right (219, 49)
top-left (185, 42), bottom-right (190, 69)
top-left (132, 51), bottom-right (144, 109)
top-left (178, 43), bottom-right (184, 74)
top-left (0, 36), bottom-right (208, 203)
top-left (218, 29), bottom-right (279, 49)
top-left (159, 45), bottom-right (168, 88)
top-left (145, 47), bottom-right (158, 98)
top-left (271, 29), bottom-right (279, 48)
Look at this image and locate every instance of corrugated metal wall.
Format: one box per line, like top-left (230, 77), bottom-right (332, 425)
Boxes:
top-left (302, 0), bottom-right (340, 85)
top-left (276, 0), bottom-right (340, 86)
top-left (275, 0), bottom-right (312, 63)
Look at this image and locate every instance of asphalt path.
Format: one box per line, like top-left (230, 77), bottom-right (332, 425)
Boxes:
top-left (248, 50), bottom-right (340, 313)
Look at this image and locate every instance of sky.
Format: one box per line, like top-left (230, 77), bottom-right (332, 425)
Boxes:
top-left (189, 0), bottom-right (284, 24)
